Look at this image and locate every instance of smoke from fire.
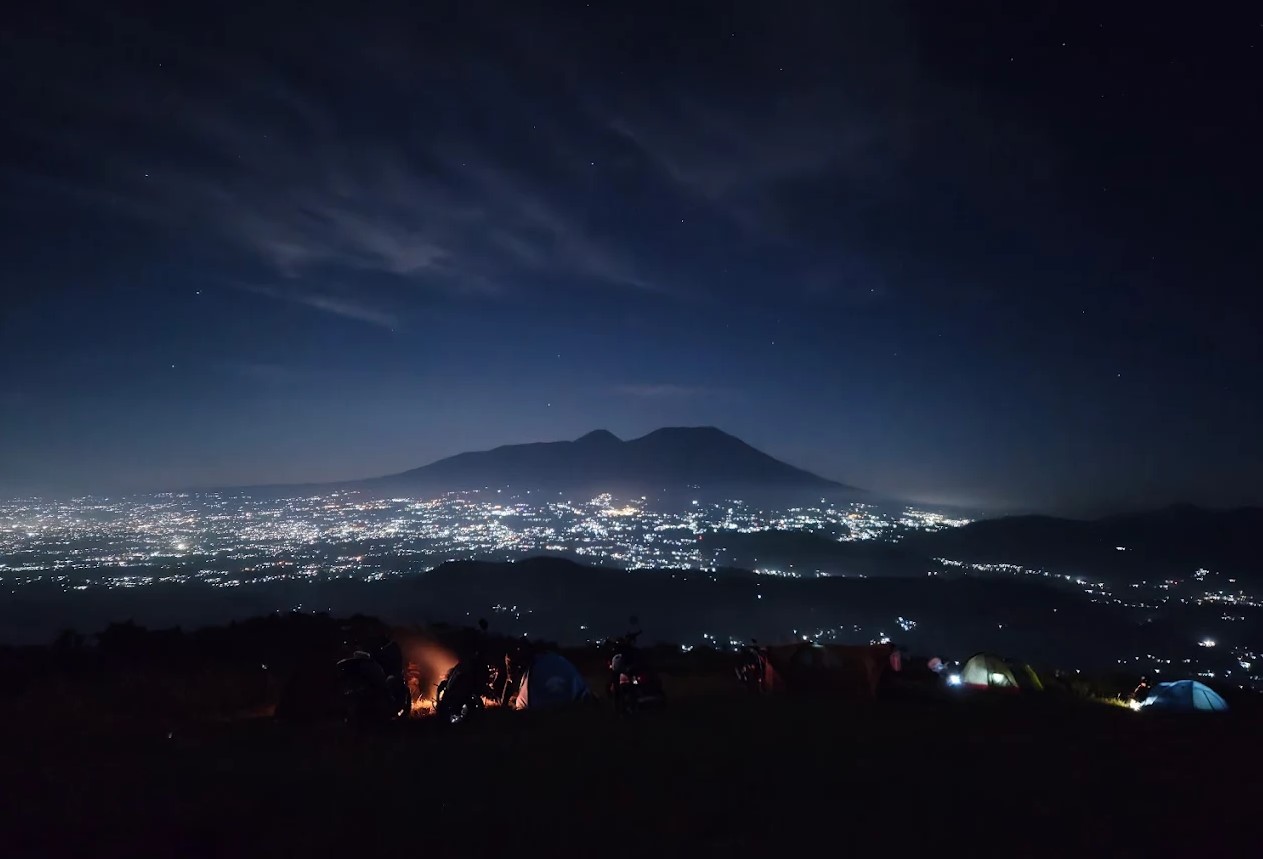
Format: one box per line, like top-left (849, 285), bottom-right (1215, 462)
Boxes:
top-left (399, 635), bottom-right (458, 712)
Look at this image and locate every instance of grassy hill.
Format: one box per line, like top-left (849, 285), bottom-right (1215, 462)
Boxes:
top-left (3, 692), bottom-right (1259, 857)
top-left (1, 612), bottom-right (1260, 857)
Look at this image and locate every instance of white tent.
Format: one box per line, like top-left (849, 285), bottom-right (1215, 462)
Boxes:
top-left (959, 653), bottom-right (1043, 690)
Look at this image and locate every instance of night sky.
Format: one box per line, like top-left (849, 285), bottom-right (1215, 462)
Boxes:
top-left (2, 1), bottom-right (1260, 513)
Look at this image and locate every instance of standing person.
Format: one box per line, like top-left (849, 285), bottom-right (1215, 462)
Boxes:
top-left (1131, 675), bottom-right (1151, 703)
top-left (500, 649), bottom-right (517, 706)
top-left (504, 637), bottom-right (534, 706)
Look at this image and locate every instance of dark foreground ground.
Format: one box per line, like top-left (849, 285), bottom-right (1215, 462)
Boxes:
top-left (3, 691), bottom-right (1259, 858)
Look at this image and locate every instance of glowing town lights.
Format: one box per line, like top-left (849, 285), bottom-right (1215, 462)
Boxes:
top-left (4, 491), bottom-right (1255, 696)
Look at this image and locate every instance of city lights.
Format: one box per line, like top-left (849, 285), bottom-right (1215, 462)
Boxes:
top-left (0, 493), bottom-right (969, 591)
top-left (1, 492), bottom-right (1256, 688)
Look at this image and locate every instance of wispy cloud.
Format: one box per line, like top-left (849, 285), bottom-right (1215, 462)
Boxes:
top-left (5, 3), bottom-right (1018, 318)
top-left (10, 32), bottom-right (669, 308)
top-left (221, 361), bottom-right (301, 385)
top-left (613, 383), bottom-right (711, 400)
top-left (235, 283), bottom-right (400, 330)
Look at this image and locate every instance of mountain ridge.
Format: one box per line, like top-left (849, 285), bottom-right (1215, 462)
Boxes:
top-left (356, 426), bottom-right (852, 494)
top-left (907, 504), bottom-right (1262, 582)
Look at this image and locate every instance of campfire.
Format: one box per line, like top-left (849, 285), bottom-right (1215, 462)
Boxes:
top-left (399, 637), bottom-right (508, 717)
top-left (402, 638), bottom-right (457, 717)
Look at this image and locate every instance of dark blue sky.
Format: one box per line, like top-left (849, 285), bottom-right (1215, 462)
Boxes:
top-left (2, 1), bottom-right (1260, 513)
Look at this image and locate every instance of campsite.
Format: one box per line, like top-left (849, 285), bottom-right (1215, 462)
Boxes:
top-left (2, 614), bottom-right (1260, 857)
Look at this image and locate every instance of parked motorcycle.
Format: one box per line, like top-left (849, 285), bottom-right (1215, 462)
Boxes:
top-left (607, 618), bottom-right (665, 714)
top-left (336, 638), bottom-right (411, 726)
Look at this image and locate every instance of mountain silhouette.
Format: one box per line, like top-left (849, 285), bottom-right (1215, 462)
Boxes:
top-left (359, 426), bottom-right (850, 493)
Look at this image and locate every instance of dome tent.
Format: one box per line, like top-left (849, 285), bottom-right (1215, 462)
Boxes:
top-left (959, 653), bottom-right (1043, 691)
top-left (1139, 680), bottom-right (1228, 712)
top-left (514, 652), bottom-right (591, 710)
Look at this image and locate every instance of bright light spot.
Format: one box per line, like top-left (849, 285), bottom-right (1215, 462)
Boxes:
top-left (1199, 638), bottom-right (1216, 648)
top-left (990, 672), bottom-right (1007, 684)
top-left (946, 674), bottom-right (962, 687)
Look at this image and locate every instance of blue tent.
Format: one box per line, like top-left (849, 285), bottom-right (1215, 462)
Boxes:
top-left (514, 652), bottom-right (591, 710)
top-left (1140, 680), bottom-right (1228, 712)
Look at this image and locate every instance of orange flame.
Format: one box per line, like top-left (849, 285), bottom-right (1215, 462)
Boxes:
top-left (398, 635), bottom-right (508, 717)
top-left (401, 638), bottom-right (458, 717)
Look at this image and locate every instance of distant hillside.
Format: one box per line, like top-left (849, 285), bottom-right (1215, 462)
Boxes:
top-left (401, 556), bottom-right (1153, 668)
top-left (700, 530), bottom-right (930, 578)
top-left (910, 505), bottom-right (1263, 583)
top-left (4, 553), bottom-right (1231, 672)
top-left (358, 427), bottom-right (852, 494)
